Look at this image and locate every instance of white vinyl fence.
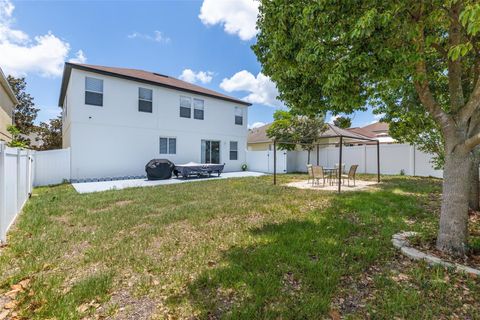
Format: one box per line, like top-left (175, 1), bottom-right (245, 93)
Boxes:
top-left (247, 143), bottom-right (443, 178)
top-left (246, 149), bottom-right (287, 174)
top-left (34, 148), bottom-right (70, 186)
top-left (0, 142), bottom-right (35, 243)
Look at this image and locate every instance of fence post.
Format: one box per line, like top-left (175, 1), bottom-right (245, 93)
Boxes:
top-left (17, 148), bottom-right (21, 213)
top-left (408, 145), bottom-right (415, 176)
top-left (363, 144), bottom-right (367, 174)
top-left (0, 142), bottom-right (6, 243)
top-left (26, 150), bottom-right (32, 196)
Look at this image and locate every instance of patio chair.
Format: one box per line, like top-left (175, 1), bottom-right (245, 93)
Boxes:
top-left (307, 164), bottom-right (314, 185)
top-left (312, 165), bottom-right (326, 187)
top-left (342, 165), bottom-right (359, 186)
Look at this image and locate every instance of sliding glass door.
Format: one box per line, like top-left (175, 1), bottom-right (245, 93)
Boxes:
top-left (201, 140), bottom-right (221, 164)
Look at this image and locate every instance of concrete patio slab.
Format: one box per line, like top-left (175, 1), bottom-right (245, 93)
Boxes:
top-left (284, 179), bottom-right (378, 192)
top-left (72, 171), bottom-right (265, 194)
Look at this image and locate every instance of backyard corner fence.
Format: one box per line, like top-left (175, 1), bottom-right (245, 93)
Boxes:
top-left (0, 142), bottom-right (35, 243)
top-left (34, 148), bottom-right (70, 187)
top-left (246, 143), bottom-right (443, 178)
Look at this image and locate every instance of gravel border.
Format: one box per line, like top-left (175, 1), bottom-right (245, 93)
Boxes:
top-left (392, 232), bottom-right (480, 276)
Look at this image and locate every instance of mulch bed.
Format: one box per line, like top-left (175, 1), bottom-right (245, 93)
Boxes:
top-left (409, 210), bottom-right (480, 271)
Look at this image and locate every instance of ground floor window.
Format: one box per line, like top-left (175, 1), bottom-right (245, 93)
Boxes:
top-left (201, 140), bottom-right (220, 164)
top-left (230, 141), bottom-right (238, 160)
top-left (160, 137), bottom-right (176, 154)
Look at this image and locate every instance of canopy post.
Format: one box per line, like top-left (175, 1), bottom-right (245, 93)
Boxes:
top-left (273, 140), bottom-right (277, 185)
top-left (377, 140), bottom-right (380, 182)
top-left (316, 144), bottom-right (319, 165)
top-left (338, 136), bottom-right (343, 193)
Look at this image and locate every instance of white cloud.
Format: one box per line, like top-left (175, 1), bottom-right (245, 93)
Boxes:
top-left (0, 0), bottom-right (84, 77)
top-left (199, 0), bottom-right (259, 41)
top-left (248, 121), bottom-right (266, 129)
top-left (127, 30), bottom-right (170, 44)
top-left (179, 69), bottom-right (214, 84)
top-left (68, 50), bottom-right (87, 64)
top-left (373, 113), bottom-right (385, 120)
top-left (220, 70), bottom-right (282, 107)
top-left (328, 114), bottom-right (340, 124)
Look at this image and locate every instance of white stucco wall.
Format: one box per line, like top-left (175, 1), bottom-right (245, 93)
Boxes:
top-left (63, 69), bottom-right (249, 181)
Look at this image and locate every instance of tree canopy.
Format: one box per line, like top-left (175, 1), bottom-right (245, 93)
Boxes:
top-left (254, 0), bottom-right (480, 256)
top-left (333, 116), bottom-right (352, 129)
top-left (267, 110), bottom-right (327, 160)
top-left (7, 76), bottom-right (39, 137)
top-left (36, 116), bottom-right (62, 151)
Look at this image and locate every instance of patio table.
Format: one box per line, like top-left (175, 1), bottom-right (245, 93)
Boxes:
top-left (323, 168), bottom-right (338, 185)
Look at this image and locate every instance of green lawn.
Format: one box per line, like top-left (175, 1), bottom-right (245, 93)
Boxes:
top-left (0, 175), bottom-right (479, 319)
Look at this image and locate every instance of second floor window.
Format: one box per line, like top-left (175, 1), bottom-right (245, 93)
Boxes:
top-left (159, 137), bottom-right (176, 154)
top-left (85, 77), bottom-right (103, 106)
top-left (235, 107), bottom-right (243, 125)
top-left (193, 98), bottom-right (204, 120)
top-left (180, 96), bottom-right (191, 118)
top-left (139, 88), bottom-right (153, 113)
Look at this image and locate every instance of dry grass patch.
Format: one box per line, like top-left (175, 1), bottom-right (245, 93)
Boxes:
top-left (0, 175), bottom-right (478, 319)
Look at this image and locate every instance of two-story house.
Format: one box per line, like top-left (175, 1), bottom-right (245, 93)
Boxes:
top-left (59, 63), bottom-right (251, 182)
top-left (0, 67), bottom-right (17, 143)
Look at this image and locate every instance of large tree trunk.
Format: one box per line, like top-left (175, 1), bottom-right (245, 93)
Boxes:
top-left (307, 150), bottom-right (311, 164)
top-left (469, 151), bottom-right (480, 211)
top-left (436, 149), bottom-right (471, 256)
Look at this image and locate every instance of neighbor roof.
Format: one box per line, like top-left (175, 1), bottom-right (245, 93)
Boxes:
top-left (248, 123), bottom-right (272, 144)
top-left (58, 63), bottom-right (251, 107)
top-left (348, 122), bottom-right (389, 138)
top-left (248, 123), bottom-right (372, 144)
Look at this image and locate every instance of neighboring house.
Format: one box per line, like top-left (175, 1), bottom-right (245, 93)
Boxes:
top-left (247, 123), bottom-right (371, 173)
top-left (348, 122), bottom-right (395, 143)
top-left (247, 123), bottom-right (272, 151)
top-left (0, 67), bottom-right (18, 143)
top-left (247, 123), bottom-right (369, 151)
top-left (59, 63), bottom-right (251, 182)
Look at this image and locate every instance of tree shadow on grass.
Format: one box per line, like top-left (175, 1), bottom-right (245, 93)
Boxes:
top-left (170, 187), bottom-right (431, 319)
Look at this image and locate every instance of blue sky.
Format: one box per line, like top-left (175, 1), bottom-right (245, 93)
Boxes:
top-left (0, 0), bottom-right (378, 128)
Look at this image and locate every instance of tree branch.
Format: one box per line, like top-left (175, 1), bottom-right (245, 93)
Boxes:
top-left (414, 79), bottom-right (455, 129)
top-left (431, 43), bottom-right (448, 58)
top-left (464, 131), bottom-right (480, 151)
top-left (412, 3), bottom-right (456, 132)
top-left (459, 72), bottom-right (480, 122)
top-left (447, 1), bottom-right (465, 112)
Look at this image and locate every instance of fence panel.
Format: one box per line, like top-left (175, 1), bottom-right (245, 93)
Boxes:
top-left (246, 149), bottom-right (287, 174)
top-left (0, 143), bottom-right (34, 243)
top-left (34, 148), bottom-right (70, 186)
top-left (247, 143), bottom-right (443, 178)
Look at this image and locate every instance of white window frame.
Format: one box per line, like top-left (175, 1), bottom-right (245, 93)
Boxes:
top-left (85, 77), bottom-right (103, 106)
top-left (193, 98), bottom-right (204, 120)
top-left (235, 107), bottom-right (243, 125)
top-left (180, 96), bottom-right (192, 118)
top-left (159, 137), bottom-right (177, 155)
top-left (138, 87), bottom-right (153, 113)
top-left (229, 141), bottom-right (238, 160)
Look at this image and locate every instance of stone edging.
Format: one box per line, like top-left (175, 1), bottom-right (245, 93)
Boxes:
top-left (392, 232), bottom-right (480, 276)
